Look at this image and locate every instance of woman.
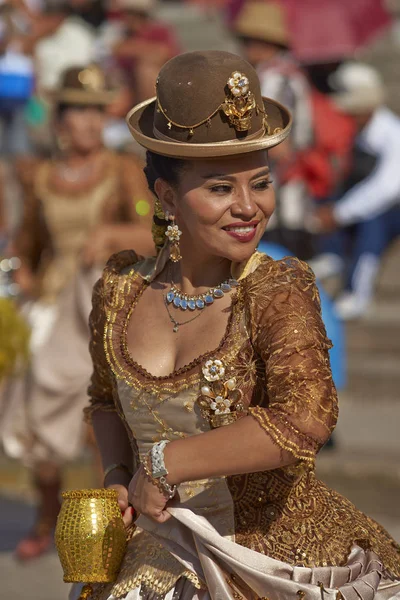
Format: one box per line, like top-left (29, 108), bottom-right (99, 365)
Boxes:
top-left (1, 63), bottom-right (154, 560)
top-left (83, 51), bottom-right (400, 600)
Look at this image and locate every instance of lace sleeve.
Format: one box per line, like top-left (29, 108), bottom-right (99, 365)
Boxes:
top-left (84, 275), bottom-right (116, 422)
top-left (248, 258), bottom-right (338, 464)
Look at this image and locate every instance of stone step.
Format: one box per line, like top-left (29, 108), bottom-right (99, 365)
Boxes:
top-left (364, 299), bottom-right (400, 326)
top-left (346, 322), bottom-right (400, 354)
top-left (333, 394), bottom-right (400, 452)
top-left (346, 373), bottom-right (400, 399)
top-left (347, 353), bottom-right (400, 378)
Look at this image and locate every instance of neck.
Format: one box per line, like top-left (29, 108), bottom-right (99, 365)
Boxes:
top-left (169, 253), bottom-right (233, 295)
top-left (61, 146), bottom-right (104, 166)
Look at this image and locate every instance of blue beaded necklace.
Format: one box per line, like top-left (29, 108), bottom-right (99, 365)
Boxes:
top-left (166, 279), bottom-right (239, 312)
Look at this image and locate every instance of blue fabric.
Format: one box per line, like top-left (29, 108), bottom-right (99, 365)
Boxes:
top-left (257, 241), bottom-right (346, 390)
top-left (318, 205), bottom-right (400, 291)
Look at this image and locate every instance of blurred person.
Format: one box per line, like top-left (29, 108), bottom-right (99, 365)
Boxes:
top-left (111, 0), bottom-right (180, 103)
top-left (0, 64), bottom-right (154, 561)
top-left (312, 62), bottom-right (400, 320)
top-left (0, 0), bottom-right (38, 157)
top-left (234, 0), bottom-right (314, 258)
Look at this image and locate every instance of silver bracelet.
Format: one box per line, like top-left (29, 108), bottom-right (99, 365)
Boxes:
top-left (148, 440), bottom-right (177, 499)
top-left (158, 476), bottom-right (177, 500)
top-left (150, 440), bottom-right (170, 479)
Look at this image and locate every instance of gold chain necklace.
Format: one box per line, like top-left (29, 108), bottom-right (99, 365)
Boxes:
top-left (163, 295), bottom-right (204, 333)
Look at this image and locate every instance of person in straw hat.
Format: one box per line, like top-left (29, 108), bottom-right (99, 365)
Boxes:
top-left (313, 62), bottom-right (400, 320)
top-left (233, 1), bottom-right (314, 259)
top-left (0, 63), bottom-right (154, 561)
top-left (234, 1), bottom-right (313, 151)
top-left (77, 51), bottom-right (400, 600)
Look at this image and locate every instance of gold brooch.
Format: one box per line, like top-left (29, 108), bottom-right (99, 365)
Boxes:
top-left (197, 359), bottom-right (245, 428)
top-left (222, 71), bottom-right (256, 132)
top-left (78, 66), bottom-right (106, 92)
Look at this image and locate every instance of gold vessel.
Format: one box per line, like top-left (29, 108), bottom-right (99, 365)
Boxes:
top-left (55, 489), bottom-right (127, 583)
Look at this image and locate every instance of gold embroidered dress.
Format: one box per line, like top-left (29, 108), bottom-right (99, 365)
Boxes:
top-left (85, 250), bottom-right (400, 600)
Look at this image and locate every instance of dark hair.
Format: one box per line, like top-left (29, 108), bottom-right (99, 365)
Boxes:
top-left (144, 151), bottom-right (188, 195)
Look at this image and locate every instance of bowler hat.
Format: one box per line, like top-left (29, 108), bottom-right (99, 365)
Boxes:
top-left (126, 50), bottom-right (291, 158)
top-left (55, 65), bottom-right (117, 106)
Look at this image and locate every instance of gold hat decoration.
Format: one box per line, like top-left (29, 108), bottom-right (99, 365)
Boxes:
top-left (221, 71), bottom-right (257, 132)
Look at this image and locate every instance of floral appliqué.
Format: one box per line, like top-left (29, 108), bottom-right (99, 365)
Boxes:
top-left (197, 359), bottom-right (246, 428)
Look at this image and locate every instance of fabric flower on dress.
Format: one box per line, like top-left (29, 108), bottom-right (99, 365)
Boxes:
top-left (202, 359), bottom-right (225, 382)
top-left (210, 396), bottom-right (232, 415)
top-left (198, 359), bottom-right (245, 427)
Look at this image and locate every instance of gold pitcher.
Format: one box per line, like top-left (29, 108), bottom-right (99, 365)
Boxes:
top-left (55, 489), bottom-right (127, 584)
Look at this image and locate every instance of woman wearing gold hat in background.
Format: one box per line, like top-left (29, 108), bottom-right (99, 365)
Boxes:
top-left (0, 64), bottom-right (154, 561)
top-left (80, 51), bottom-right (400, 600)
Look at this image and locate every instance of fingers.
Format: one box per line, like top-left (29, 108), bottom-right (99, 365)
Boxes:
top-left (122, 506), bottom-right (135, 528)
top-left (154, 510), bottom-right (171, 523)
top-left (107, 483), bottom-right (129, 511)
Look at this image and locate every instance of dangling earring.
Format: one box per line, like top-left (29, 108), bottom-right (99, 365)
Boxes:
top-left (165, 215), bottom-right (182, 262)
top-left (56, 134), bottom-right (70, 152)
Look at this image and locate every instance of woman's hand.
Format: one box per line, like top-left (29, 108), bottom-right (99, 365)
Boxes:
top-left (106, 483), bottom-right (135, 528)
top-left (128, 466), bottom-right (171, 524)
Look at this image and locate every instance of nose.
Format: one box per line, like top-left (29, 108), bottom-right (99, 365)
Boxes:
top-left (231, 187), bottom-right (258, 220)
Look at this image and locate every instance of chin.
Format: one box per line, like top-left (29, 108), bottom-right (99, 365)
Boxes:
top-left (221, 243), bottom-right (260, 265)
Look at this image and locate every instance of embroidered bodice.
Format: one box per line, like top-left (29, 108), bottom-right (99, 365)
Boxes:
top-left (14, 152), bottom-right (151, 303)
top-left (86, 250), bottom-right (400, 598)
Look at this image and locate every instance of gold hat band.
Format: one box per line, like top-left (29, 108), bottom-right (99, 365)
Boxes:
top-left (153, 123), bottom-right (267, 143)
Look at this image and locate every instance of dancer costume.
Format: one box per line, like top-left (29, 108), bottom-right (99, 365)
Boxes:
top-left (80, 52), bottom-right (400, 600)
top-left (0, 65), bottom-right (153, 466)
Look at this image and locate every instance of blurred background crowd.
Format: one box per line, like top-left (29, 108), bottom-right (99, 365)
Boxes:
top-left (0, 0), bottom-right (399, 598)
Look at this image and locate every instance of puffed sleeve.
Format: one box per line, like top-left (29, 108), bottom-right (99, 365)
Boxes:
top-left (84, 274), bottom-right (116, 422)
top-left (247, 258), bottom-right (338, 464)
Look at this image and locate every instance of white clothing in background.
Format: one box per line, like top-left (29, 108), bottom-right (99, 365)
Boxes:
top-left (334, 107), bottom-right (400, 226)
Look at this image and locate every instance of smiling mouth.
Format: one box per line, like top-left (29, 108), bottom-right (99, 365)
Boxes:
top-left (223, 221), bottom-right (259, 232)
top-left (224, 225), bottom-right (257, 233)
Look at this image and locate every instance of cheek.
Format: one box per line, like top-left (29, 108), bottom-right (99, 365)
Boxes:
top-left (260, 187), bottom-right (276, 218)
top-left (179, 190), bottom-right (228, 228)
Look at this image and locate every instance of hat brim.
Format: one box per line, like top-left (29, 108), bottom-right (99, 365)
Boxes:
top-left (55, 88), bottom-right (118, 106)
top-left (126, 96), bottom-right (292, 159)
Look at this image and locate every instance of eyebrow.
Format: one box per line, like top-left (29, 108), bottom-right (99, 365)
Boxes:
top-left (201, 167), bottom-right (270, 182)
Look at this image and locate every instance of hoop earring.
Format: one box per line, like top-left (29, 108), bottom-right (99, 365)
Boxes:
top-left (165, 215), bottom-right (182, 262)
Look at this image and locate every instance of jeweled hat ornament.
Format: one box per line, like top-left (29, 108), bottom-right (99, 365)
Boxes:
top-left (54, 64), bottom-right (117, 106)
top-left (126, 50), bottom-right (292, 158)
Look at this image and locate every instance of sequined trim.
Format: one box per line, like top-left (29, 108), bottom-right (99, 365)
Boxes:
top-left (103, 266), bottom-right (244, 395)
top-left (248, 406), bottom-right (318, 463)
top-left (93, 528), bottom-right (204, 599)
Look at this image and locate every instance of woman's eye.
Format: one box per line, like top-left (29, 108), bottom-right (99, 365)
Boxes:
top-left (253, 179), bottom-right (272, 191)
top-left (209, 184), bottom-right (232, 194)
